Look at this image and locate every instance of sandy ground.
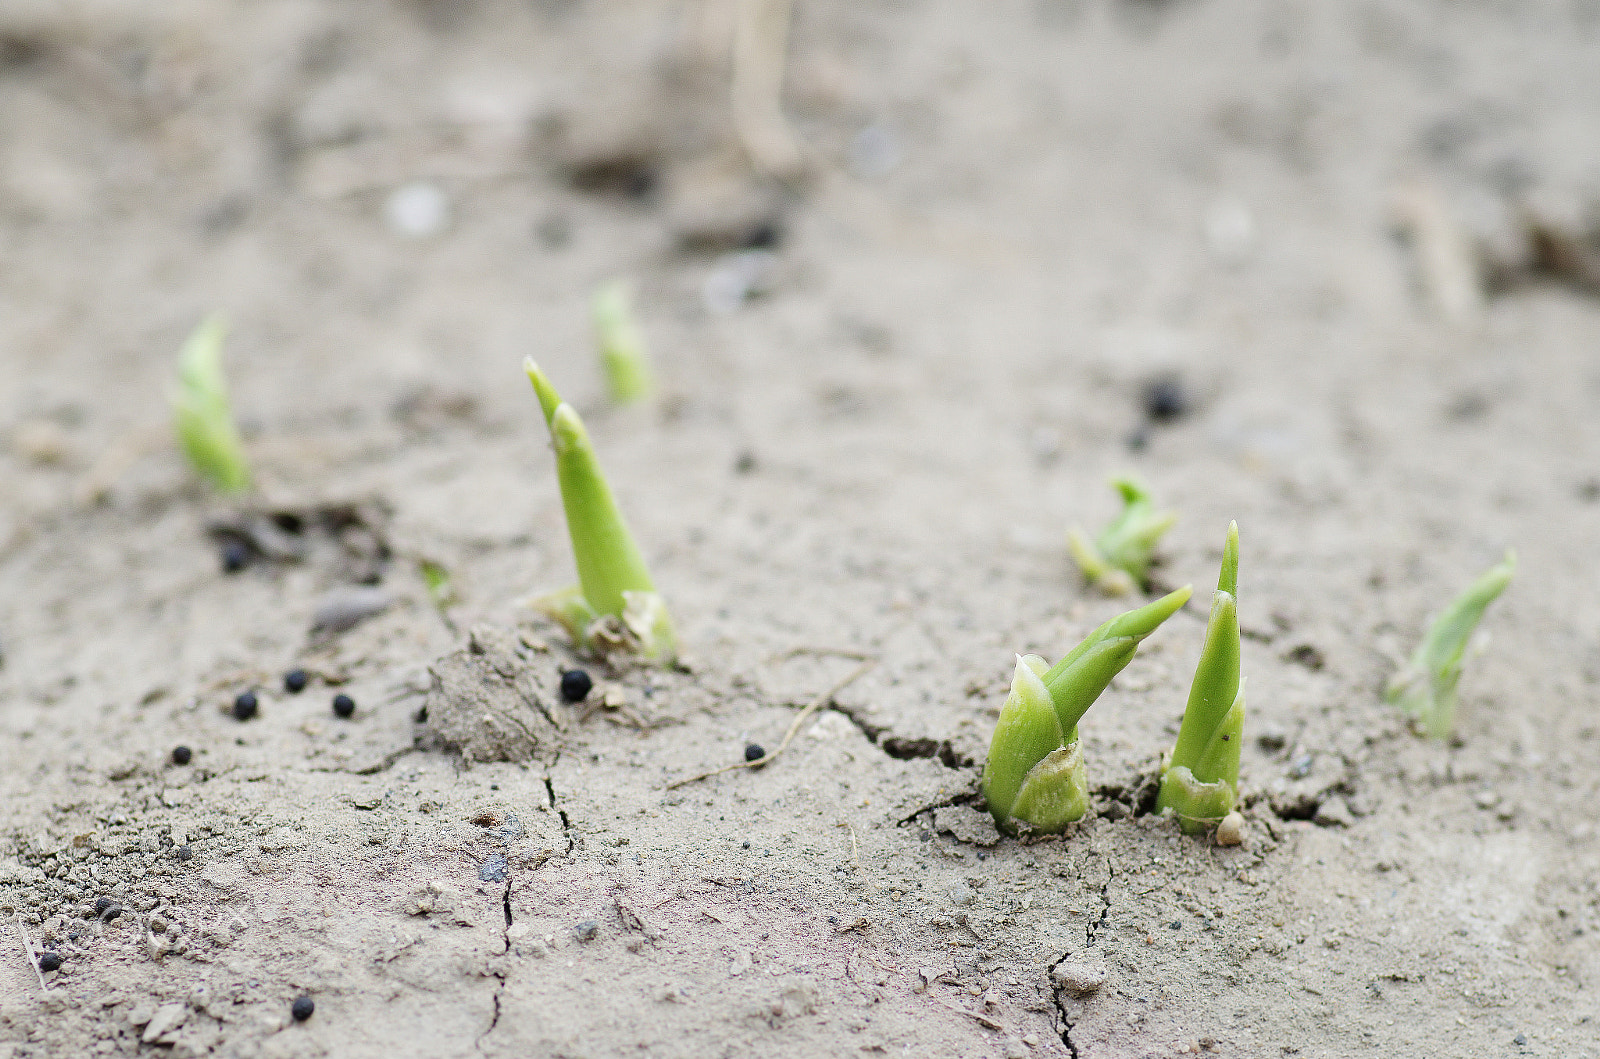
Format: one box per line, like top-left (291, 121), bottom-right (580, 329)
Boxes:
top-left (3, 1), bottom-right (1600, 1056)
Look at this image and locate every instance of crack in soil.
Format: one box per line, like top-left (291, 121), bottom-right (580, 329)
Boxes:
top-left (826, 703), bottom-right (975, 769)
top-left (1052, 854), bottom-right (1115, 1059)
top-left (476, 867), bottom-right (514, 1053)
top-left (544, 774), bottom-right (574, 854)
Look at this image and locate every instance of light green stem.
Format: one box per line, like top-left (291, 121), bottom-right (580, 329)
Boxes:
top-left (525, 358), bottom-right (673, 660)
top-left (1068, 477), bottom-right (1177, 593)
top-left (982, 586), bottom-right (1191, 835)
top-left (1159, 522), bottom-right (1244, 833)
top-left (172, 313), bottom-right (250, 494)
top-left (1385, 550), bottom-right (1515, 738)
top-left (593, 280), bottom-right (654, 405)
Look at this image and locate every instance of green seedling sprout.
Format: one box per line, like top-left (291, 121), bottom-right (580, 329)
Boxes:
top-left (592, 280), bottom-right (654, 405)
top-left (524, 358), bottom-right (674, 661)
top-left (1385, 550), bottom-right (1515, 739)
top-left (1157, 522), bottom-right (1244, 834)
top-left (982, 585), bottom-right (1193, 835)
top-left (1067, 477), bottom-right (1178, 595)
top-left (172, 313), bottom-right (250, 494)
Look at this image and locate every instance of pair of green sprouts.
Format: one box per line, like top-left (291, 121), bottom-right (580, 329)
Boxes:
top-left (985, 524), bottom-right (1243, 836)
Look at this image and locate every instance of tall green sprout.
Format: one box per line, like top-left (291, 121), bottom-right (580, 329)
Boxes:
top-left (1157, 522), bottom-right (1244, 834)
top-left (592, 280), bottom-right (653, 405)
top-left (524, 358), bottom-right (674, 661)
top-left (1385, 551), bottom-right (1515, 739)
top-left (982, 586), bottom-right (1192, 835)
top-left (1067, 477), bottom-right (1177, 595)
top-left (173, 314), bottom-right (250, 494)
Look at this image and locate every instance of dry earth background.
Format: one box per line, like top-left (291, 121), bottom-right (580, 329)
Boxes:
top-left (3, 1), bottom-right (1600, 1056)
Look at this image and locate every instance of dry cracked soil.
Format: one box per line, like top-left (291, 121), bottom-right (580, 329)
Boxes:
top-left (3, 1), bottom-right (1600, 1057)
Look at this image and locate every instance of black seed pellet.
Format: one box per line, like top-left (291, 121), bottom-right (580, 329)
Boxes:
top-left (220, 540), bottom-right (249, 574)
top-left (744, 743), bottom-right (765, 762)
top-left (172, 746), bottom-right (192, 766)
top-left (1142, 377), bottom-right (1190, 422)
top-left (232, 691), bottom-right (258, 721)
top-left (94, 897), bottom-right (113, 916)
top-left (559, 669), bottom-right (593, 703)
top-left (175, 845), bottom-right (193, 862)
top-left (38, 952), bottom-right (62, 973)
top-left (284, 668), bottom-right (308, 694)
top-left (291, 996), bottom-right (315, 1022)
top-left (332, 693), bottom-right (356, 719)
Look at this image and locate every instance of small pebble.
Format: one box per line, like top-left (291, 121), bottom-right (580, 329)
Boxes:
top-left (1142, 377), bottom-right (1190, 422)
top-left (1215, 812), bottom-right (1245, 847)
top-left (98, 903), bottom-right (123, 922)
top-left (171, 746), bottom-right (192, 766)
top-left (574, 920), bottom-right (599, 942)
top-left (175, 846), bottom-right (193, 862)
top-left (232, 691), bottom-right (258, 721)
top-left (38, 952), bottom-right (62, 973)
top-left (1052, 958), bottom-right (1106, 997)
top-left (332, 694), bottom-right (356, 719)
top-left (478, 854), bottom-right (509, 883)
top-left (1513, 1034), bottom-right (1527, 1046)
top-left (311, 586), bottom-right (393, 634)
top-left (559, 669), bottom-right (593, 703)
top-left (384, 180), bottom-right (449, 238)
top-left (220, 540), bottom-right (250, 574)
top-left (744, 743), bottom-right (765, 762)
top-left (283, 668), bottom-right (308, 694)
top-left (291, 996), bottom-right (315, 1022)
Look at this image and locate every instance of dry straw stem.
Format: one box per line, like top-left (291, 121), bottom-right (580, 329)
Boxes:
top-left (667, 654), bottom-right (876, 789)
top-left (592, 280), bottom-right (654, 405)
top-left (1157, 521), bottom-right (1245, 834)
top-left (1067, 477), bottom-right (1177, 595)
top-left (1385, 550), bottom-right (1516, 739)
top-left (524, 358), bottom-right (674, 661)
top-left (172, 313), bottom-right (250, 494)
top-left (982, 586), bottom-right (1192, 835)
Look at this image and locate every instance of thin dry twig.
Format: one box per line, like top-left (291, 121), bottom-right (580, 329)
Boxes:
top-left (667, 656), bottom-right (876, 789)
top-left (13, 914), bottom-right (49, 994)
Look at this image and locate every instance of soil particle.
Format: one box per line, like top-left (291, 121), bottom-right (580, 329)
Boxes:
top-left (1215, 813), bottom-right (1245, 846)
top-left (1053, 959), bottom-right (1106, 998)
top-left (231, 691), bottom-right (258, 721)
top-left (284, 668), bottom-right (308, 694)
top-left (744, 742), bottom-right (766, 762)
top-left (332, 693), bottom-right (356, 718)
top-left (574, 920), bottom-right (600, 942)
top-left (312, 586), bottom-right (394, 634)
top-left (38, 951), bottom-right (62, 972)
top-left (171, 745), bottom-right (192, 765)
top-left (292, 996), bottom-right (316, 1022)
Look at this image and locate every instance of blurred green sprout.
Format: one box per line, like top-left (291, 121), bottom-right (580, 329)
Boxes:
top-left (982, 586), bottom-right (1192, 835)
top-left (1385, 551), bottom-right (1515, 739)
top-left (1067, 477), bottom-right (1177, 595)
top-left (172, 313), bottom-right (250, 494)
top-left (592, 280), bottom-right (654, 405)
top-left (524, 358), bottom-right (674, 662)
top-left (1157, 522), bottom-right (1244, 834)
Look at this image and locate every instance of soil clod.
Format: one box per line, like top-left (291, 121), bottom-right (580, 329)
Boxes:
top-left (38, 952), bottom-right (62, 973)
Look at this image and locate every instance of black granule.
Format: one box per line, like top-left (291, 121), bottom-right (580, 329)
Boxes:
top-left (220, 540), bottom-right (250, 574)
top-left (37, 952), bottom-right (62, 973)
top-left (1142, 377), bottom-right (1190, 422)
top-left (171, 746), bottom-right (192, 766)
top-left (559, 669), bottom-right (593, 703)
top-left (98, 903), bottom-right (123, 922)
top-left (175, 845), bottom-right (193, 862)
top-left (413, 705), bottom-right (428, 724)
top-left (744, 743), bottom-right (765, 762)
top-left (741, 841), bottom-right (751, 849)
top-left (332, 693), bottom-right (356, 719)
top-left (291, 996), bottom-right (315, 1022)
top-left (93, 897), bottom-right (112, 916)
top-left (232, 691), bottom-right (258, 721)
top-left (283, 668), bottom-right (308, 694)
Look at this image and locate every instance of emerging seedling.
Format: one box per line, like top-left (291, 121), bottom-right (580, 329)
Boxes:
top-left (1067, 477), bottom-right (1177, 595)
top-left (982, 586), bottom-right (1193, 835)
top-left (592, 280), bottom-right (654, 405)
top-left (173, 314), bottom-right (250, 494)
top-left (1157, 522), bottom-right (1244, 834)
top-left (1385, 551), bottom-right (1515, 739)
top-left (524, 358), bottom-right (674, 661)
